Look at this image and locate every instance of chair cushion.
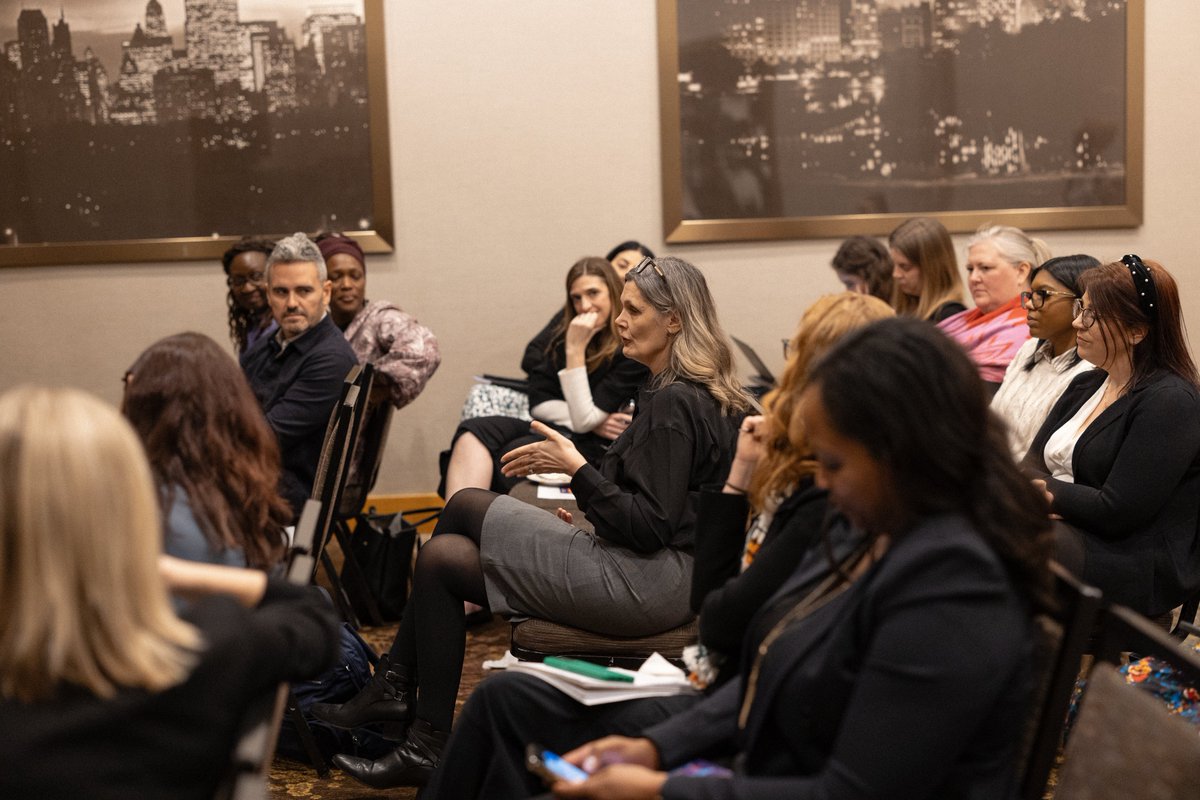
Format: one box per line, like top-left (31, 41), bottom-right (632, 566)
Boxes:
top-left (510, 617), bottom-right (698, 667)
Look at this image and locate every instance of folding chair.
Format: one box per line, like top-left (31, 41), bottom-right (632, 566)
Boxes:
top-left (307, 365), bottom-right (372, 625)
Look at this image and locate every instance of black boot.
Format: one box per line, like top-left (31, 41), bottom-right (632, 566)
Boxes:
top-left (311, 653), bottom-right (412, 738)
top-left (333, 719), bottom-right (448, 788)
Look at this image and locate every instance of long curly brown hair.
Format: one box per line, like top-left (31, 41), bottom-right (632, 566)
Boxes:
top-left (122, 333), bottom-right (290, 569)
top-left (749, 293), bottom-right (894, 512)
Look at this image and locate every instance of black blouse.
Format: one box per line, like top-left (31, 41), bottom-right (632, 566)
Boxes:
top-left (571, 380), bottom-right (739, 553)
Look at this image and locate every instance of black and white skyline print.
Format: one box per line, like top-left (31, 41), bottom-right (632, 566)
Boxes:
top-left (1, 1), bottom-right (374, 245)
top-left (674, 0), bottom-right (1128, 221)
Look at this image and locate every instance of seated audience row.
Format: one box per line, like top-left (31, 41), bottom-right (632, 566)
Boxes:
top-left (1024, 257), bottom-right (1200, 618)
top-left (231, 231), bottom-right (441, 519)
top-left (863, 217), bottom-right (1051, 390)
top-left (430, 315), bottom-right (1053, 799)
top-left (7, 228), bottom-right (1199, 800)
top-left (991, 255), bottom-right (1098, 459)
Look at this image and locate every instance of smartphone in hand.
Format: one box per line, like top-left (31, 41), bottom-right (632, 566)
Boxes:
top-left (525, 743), bottom-right (589, 786)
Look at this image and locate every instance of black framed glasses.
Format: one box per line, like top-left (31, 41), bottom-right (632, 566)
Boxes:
top-left (227, 271), bottom-right (266, 288)
top-left (1072, 298), bottom-right (1099, 330)
top-left (1020, 288), bottom-right (1076, 310)
top-left (629, 256), bottom-right (664, 280)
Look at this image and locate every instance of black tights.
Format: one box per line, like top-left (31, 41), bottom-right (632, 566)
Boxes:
top-left (388, 488), bottom-right (498, 732)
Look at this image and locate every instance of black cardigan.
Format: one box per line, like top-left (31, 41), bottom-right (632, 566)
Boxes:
top-left (689, 481), bottom-right (831, 670)
top-left (1023, 369), bottom-right (1200, 615)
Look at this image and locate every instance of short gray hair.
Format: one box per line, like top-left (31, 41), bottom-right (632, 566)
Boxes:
top-left (266, 232), bottom-right (326, 281)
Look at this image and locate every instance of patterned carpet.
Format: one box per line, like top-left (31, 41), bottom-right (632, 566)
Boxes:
top-left (267, 617), bottom-right (511, 799)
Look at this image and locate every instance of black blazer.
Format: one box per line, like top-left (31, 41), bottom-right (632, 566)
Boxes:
top-left (1024, 369), bottom-right (1200, 615)
top-left (644, 514), bottom-right (1032, 799)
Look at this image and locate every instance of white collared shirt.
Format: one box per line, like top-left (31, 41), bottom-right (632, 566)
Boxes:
top-left (991, 338), bottom-right (1095, 461)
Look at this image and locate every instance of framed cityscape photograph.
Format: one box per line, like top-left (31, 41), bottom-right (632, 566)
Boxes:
top-left (657, 0), bottom-right (1143, 243)
top-left (0, 0), bottom-right (392, 267)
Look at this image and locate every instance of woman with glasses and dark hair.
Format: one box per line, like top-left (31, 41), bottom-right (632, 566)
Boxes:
top-left (1024, 256), bottom-right (1200, 617)
top-left (474, 317), bottom-right (1048, 800)
top-left (991, 255), bottom-right (1099, 460)
top-left (317, 256), bottom-right (747, 789)
top-left (221, 236), bottom-right (277, 353)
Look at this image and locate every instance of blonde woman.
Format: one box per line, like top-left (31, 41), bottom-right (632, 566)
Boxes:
top-left (888, 217), bottom-right (966, 322)
top-left (0, 386), bottom-right (337, 800)
top-left (318, 256), bottom-right (749, 789)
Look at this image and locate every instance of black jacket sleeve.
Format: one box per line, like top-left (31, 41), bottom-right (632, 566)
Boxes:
top-left (697, 486), bottom-right (828, 655)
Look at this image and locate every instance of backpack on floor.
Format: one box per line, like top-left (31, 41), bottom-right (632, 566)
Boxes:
top-left (275, 622), bottom-right (395, 764)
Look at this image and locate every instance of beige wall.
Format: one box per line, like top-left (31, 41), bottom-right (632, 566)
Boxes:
top-left (1, 1), bottom-right (1197, 495)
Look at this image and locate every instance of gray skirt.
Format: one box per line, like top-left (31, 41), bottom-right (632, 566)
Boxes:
top-left (478, 495), bottom-right (694, 636)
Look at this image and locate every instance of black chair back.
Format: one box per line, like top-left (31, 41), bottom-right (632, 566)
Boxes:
top-left (1017, 562), bottom-right (1103, 800)
top-left (337, 390), bottom-right (394, 518)
top-left (213, 499), bottom-right (324, 799)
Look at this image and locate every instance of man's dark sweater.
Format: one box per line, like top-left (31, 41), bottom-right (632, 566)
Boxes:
top-left (241, 313), bottom-right (357, 517)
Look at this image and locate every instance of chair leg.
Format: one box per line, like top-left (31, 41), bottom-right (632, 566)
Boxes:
top-left (319, 549), bottom-right (362, 629)
top-left (287, 690), bottom-right (330, 777)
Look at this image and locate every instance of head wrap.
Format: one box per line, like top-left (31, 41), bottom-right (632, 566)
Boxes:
top-left (317, 235), bottom-right (366, 272)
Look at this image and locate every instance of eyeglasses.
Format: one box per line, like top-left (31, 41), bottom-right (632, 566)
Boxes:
top-left (1072, 298), bottom-right (1100, 330)
top-left (781, 338), bottom-right (791, 359)
top-left (629, 256), bottom-right (665, 280)
top-left (228, 271), bottom-right (265, 288)
top-left (1020, 288), bottom-right (1076, 310)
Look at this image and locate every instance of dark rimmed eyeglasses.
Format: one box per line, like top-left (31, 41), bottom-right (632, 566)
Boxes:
top-left (1020, 288), bottom-right (1076, 310)
top-left (629, 256), bottom-right (665, 280)
top-left (1072, 298), bottom-right (1100, 330)
top-left (227, 271), bottom-right (266, 288)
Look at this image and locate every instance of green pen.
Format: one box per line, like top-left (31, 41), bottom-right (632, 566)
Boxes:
top-left (543, 656), bottom-right (634, 683)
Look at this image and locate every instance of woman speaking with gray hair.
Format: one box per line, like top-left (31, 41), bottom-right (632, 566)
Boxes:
top-left (315, 256), bottom-right (748, 790)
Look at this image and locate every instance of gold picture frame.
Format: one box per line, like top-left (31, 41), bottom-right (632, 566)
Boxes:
top-left (657, 0), bottom-right (1143, 244)
top-left (0, 0), bottom-right (393, 267)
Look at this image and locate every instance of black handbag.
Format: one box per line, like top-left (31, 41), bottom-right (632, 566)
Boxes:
top-left (346, 509), bottom-right (418, 621)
